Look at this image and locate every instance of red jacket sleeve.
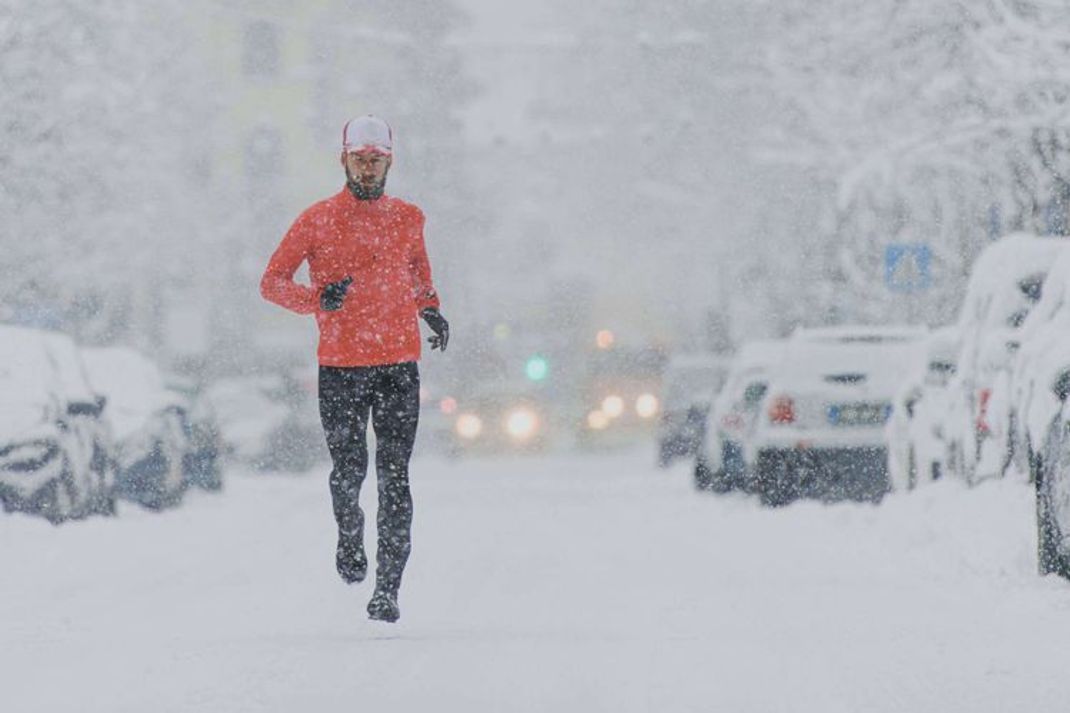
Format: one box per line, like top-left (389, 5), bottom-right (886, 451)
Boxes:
top-left (408, 207), bottom-right (441, 311)
top-left (260, 211), bottom-right (319, 315)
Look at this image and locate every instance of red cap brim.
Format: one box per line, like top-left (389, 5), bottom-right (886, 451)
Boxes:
top-left (343, 144), bottom-right (392, 156)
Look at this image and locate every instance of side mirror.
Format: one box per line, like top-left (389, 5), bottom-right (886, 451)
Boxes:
top-left (1053, 370), bottom-right (1070, 403)
top-left (67, 396), bottom-right (107, 417)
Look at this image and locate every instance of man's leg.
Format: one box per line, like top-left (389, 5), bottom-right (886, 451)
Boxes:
top-left (319, 366), bottom-right (373, 583)
top-left (369, 362), bottom-right (421, 604)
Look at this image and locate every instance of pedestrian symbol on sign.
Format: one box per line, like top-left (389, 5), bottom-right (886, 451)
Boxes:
top-left (884, 244), bottom-right (932, 293)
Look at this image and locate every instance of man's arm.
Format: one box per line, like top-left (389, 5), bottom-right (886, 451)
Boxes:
top-left (408, 207), bottom-right (441, 311)
top-left (260, 212), bottom-right (319, 315)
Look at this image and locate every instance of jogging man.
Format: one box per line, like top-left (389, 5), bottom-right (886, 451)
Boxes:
top-left (260, 115), bottom-right (448, 622)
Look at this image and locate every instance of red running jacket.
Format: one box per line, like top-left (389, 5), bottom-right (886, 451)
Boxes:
top-left (260, 189), bottom-right (441, 367)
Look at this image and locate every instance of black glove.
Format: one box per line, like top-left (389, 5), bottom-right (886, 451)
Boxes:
top-left (420, 308), bottom-right (449, 352)
top-left (320, 276), bottom-right (352, 312)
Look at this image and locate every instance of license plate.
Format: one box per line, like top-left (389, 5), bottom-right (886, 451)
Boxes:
top-left (827, 402), bottom-right (890, 426)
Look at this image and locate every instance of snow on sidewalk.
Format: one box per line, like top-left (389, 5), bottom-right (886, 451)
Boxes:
top-left (2, 451), bottom-right (1069, 713)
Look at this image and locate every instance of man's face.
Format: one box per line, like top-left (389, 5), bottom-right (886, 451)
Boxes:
top-left (342, 150), bottom-right (391, 192)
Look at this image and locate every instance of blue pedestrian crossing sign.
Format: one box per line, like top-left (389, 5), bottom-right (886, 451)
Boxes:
top-left (884, 244), bottom-right (932, 293)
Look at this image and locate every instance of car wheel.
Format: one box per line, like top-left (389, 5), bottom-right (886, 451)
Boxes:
top-left (952, 439), bottom-right (974, 485)
top-left (693, 457), bottom-right (713, 490)
top-left (166, 440), bottom-right (188, 502)
top-left (37, 456), bottom-right (80, 523)
top-left (708, 467), bottom-right (733, 494)
top-left (1026, 441), bottom-right (1039, 485)
top-left (125, 440), bottom-right (185, 510)
top-left (757, 452), bottom-right (794, 507)
top-left (1036, 453), bottom-right (1062, 576)
top-left (184, 450), bottom-right (222, 491)
top-left (90, 444), bottom-right (118, 516)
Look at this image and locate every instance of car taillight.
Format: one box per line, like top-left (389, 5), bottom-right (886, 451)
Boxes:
top-left (721, 413), bottom-right (745, 431)
top-left (768, 396), bottom-right (795, 424)
top-left (976, 388), bottom-right (992, 436)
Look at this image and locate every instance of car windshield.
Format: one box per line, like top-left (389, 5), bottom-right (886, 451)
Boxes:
top-left (0, 340), bottom-right (54, 407)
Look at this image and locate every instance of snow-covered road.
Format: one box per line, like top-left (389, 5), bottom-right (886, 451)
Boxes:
top-left (4, 451), bottom-right (1070, 712)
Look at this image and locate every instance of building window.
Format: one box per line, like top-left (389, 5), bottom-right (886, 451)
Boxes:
top-left (243, 21), bottom-right (280, 79)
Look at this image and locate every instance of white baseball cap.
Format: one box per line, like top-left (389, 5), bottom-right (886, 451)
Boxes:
top-left (342, 115), bottom-right (393, 155)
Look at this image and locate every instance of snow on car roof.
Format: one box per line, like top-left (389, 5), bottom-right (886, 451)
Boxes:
top-left (960, 233), bottom-right (1070, 329)
top-left (730, 339), bottom-right (787, 371)
top-left (0, 325), bottom-right (95, 404)
top-left (777, 325), bottom-right (927, 388)
top-left (0, 326), bottom-right (56, 409)
top-left (81, 346), bottom-right (181, 440)
top-left (712, 340), bottom-right (787, 410)
top-left (665, 352), bottom-right (730, 370)
top-left (38, 330), bottom-right (97, 404)
top-left (1018, 244), bottom-right (1070, 342)
top-left (793, 324), bottom-right (927, 343)
top-left (968, 233), bottom-right (1067, 285)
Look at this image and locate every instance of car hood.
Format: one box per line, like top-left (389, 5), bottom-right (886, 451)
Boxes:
top-left (0, 402), bottom-right (56, 444)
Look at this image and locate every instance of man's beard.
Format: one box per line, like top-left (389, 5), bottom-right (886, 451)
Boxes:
top-left (346, 168), bottom-right (387, 200)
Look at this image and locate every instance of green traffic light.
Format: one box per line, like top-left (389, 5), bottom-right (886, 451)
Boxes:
top-left (525, 355), bottom-right (549, 381)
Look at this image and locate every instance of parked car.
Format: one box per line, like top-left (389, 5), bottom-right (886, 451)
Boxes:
top-left (694, 340), bottom-right (785, 491)
top-left (0, 325), bottom-right (114, 523)
top-left (82, 346), bottom-right (191, 510)
top-left (886, 327), bottom-right (959, 491)
top-left (202, 369), bottom-right (326, 471)
top-left (987, 248), bottom-right (1070, 577)
top-left (748, 325), bottom-right (926, 506)
top-left (1007, 247), bottom-right (1070, 485)
top-left (657, 353), bottom-right (730, 467)
top-left (164, 373), bottom-right (223, 491)
top-left (944, 234), bottom-right (1069, 484)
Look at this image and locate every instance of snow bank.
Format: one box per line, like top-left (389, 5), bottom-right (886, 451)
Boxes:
top-left (2, 452), bottom-right (1068, 712)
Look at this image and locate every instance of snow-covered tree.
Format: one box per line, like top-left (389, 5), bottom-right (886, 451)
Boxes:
top-left (757, 0), bottom-right (1070, 325)
top-left (1, 2), bottom-right (229, 347)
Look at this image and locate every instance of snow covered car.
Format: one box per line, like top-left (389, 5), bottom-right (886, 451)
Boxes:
top-left (748, 325), bottom-right (926, 506)
top-left (944, 234), bottom-right (1069, 484)
top-left (656, 353), bottom-right (730, 467)
top-left (163, 373), bottom-right (223, 490)
top-left (886, 327), bottom-right (959, 491)
top-left (0, 326), bottom-right (115, 523)
top-left (82, 347), bottom-right (191, 509)
top-left (694, 339), bottom-right (785, 492)
top-left (202, 370), bottom-right (326, 471)
top-left (1005, 248), bottom-right (1070, 486)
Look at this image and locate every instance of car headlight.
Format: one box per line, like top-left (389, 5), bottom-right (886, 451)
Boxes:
top-left (455, 413), bottom-right (483, 440)
top-left (636, 393), bottom-right (659, 419)
top-left (601, 395), bottom-right (624, 419)
top-left (587, 410), bottom-right (609, 430)
top-left (505, 408), bottom-right (539, 442)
